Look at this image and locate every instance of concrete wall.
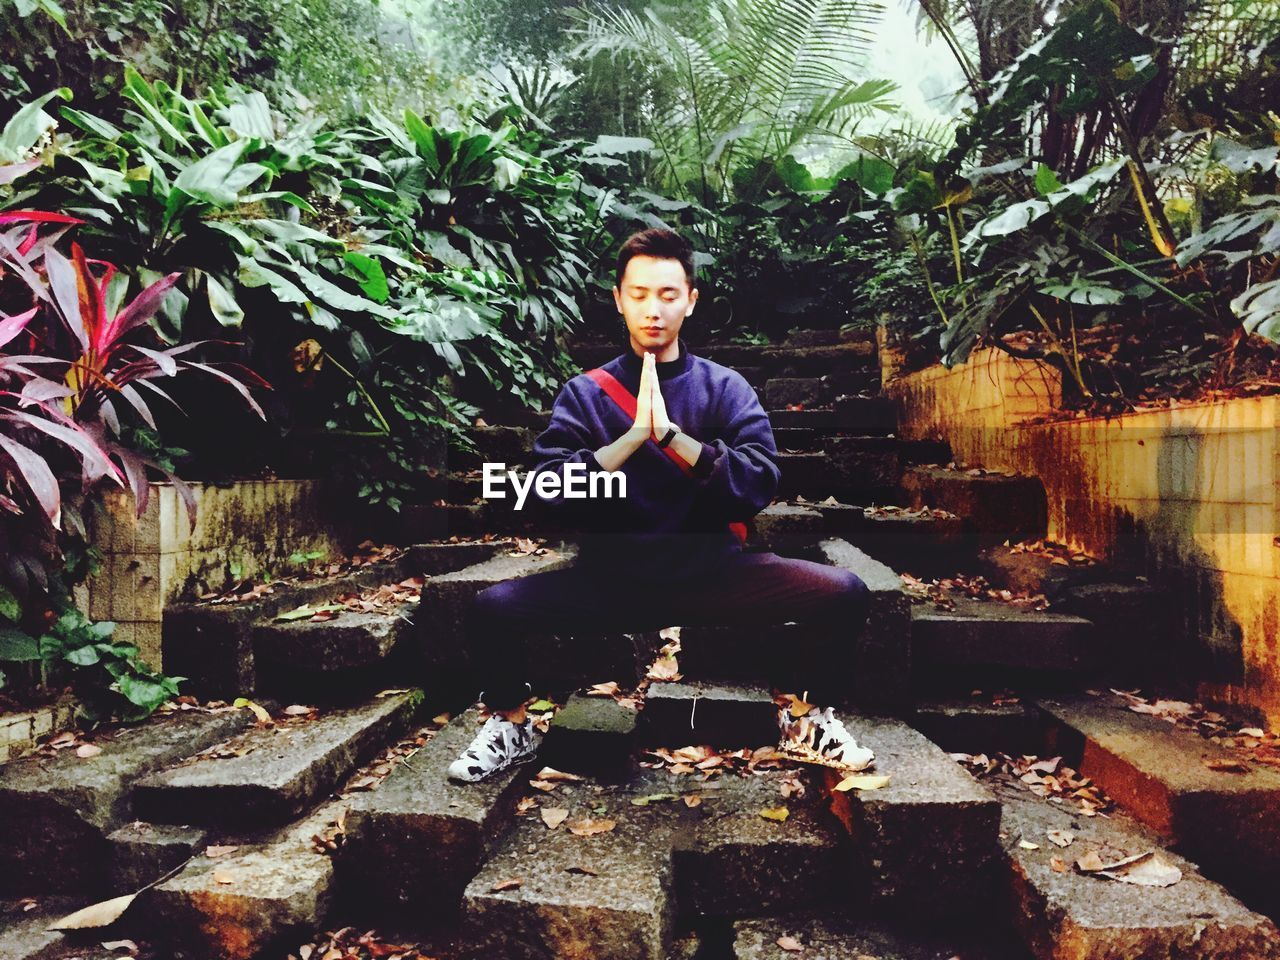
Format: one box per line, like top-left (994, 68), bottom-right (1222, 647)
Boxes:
top-left (81, 480), bottom-right (350, 671)
top-left (885, 345), bottom-right (1280, 723)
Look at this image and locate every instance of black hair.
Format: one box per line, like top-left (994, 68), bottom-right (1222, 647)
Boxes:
top-left (614, 227), bottom-right (696, 290)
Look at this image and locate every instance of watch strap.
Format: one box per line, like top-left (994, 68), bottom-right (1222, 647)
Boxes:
top-left (656, 424), bottom-right (680, 448)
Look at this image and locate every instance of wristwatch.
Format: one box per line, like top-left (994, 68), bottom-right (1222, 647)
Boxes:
top-left (656, 424), bottom-right (681, 448)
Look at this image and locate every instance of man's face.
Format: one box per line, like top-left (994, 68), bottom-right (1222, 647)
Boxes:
top-left (613, 254), bottom-right (698, 355)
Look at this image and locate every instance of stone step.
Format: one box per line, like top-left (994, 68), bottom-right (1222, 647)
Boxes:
top-left (641, 682), bottom-right (778, 749)
top-left (817, 503), bottom-right (972, 576)
top-left (911, 597), bottom-right (1099, 691)
top-left (820, 710), bottom-right (1003, 918)
top-left (142, 796), bottom-right (346, 960)
top-left (0, 895), bottom-right (131, 960)
top-left (416, 543), bottom-right (663, 710)
top-left (461, 763), bottom-right (843, 957)
top-left (164, 542), bottom-right (499, 700)
top-left (1037, 691), bottom-right (1280, 914)
top-left (339, 708), bottom-right (531, 929)
top-left (765, 377), bottom-right (823, 409)
top-left (775, 443), bottom-right (902, 501)
top-left (0, 708), bottom-right (254, 895)
top-left (773, 426), bottom-right (819, 450)
top-left (451, 424), bottom-right (537, 469)
top-left (832, 394), bottom-right (897, 434)
top-left (993, 770), bottom-right (1280, 960)
top-left (254, 608), bottom-right (413, 673)
top-left (911, 698), bottom-right (1048, 756)
top-left (131, 691), bottom-right (421, 828)
top-left (540, 692), bottom-right (640, 782)
top-left (394, 502), bottom-right (494, 541)
top-left (900, 466), bottom-right (1047, 544)
top-left (731, 912), bottom-right (1032, 959)
top-left (784, 328), bottom-right (877, 348)
top-left (769, 406), bottom-right (836, 430)
top-left (109, 821), bottom-right (210, 892)
top-left (897, 437), bottom-right (953, 465)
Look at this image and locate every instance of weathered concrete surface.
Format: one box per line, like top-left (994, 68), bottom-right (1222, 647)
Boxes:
top-left (452, 424), bottom-right (537, 468)
top-left (773, 426), bottom-right (819, 450)
top-left (641, 683), bottom-right (778, 750)
top-left (749, 502), bottom-right (826, 553)
top-left (900, 466), bottom-right (1047, 543)
top-left (670, 768), bottom-right (845, 918)
top-left (911, 596), bottom-right (1098, 687)
top-left (141, 797), bottom-right (345, 960)
top-left (462, 772), bottom-right (679, 960)
top-left (1038, 691), bottom-right (1280, 906)
top-left (131, 692), bottom-right (420, 828)
top-left (164, 542), bottom-right (497, 700)
top-left (541, 693), bottom-right (639, 781)
top-left (108, 821), bottom-right (209, 892)
top-left (821, 711), bottom-right (1002, 918)
top-left (253, 609), bottom-right (413, 672)
top-left (415, 545), bottom-right (576, 711)
top-left (770, 407), bottom-right (836, 430)
top-left (0, 709), bottom-right (252, 894)
top-left (1054, 581), bottom-right (1177, 686)
top-left (765, 378), bottom-right (824, 409)
top-left (992, 772), bottom-right (1280, 960)
top-left (828, 436), bottom-right (902, 492)
top-left (732, 913), bottom-right (1033, 959)
top-left (832, 394), bottom-right (897, 434)
top-left (912, 698), bottom-right (1048, 756)
top-left (338, 709), bottom-right (530, 927)
top-left (775, 451), bottom-right (833, 500)
top-left (0, 896), bottom-right (140, 960)
top-left (824, 507), bottom-right (970, 578)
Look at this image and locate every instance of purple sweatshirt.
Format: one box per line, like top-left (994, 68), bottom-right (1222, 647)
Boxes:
top-left (528, 340), bottom-right (780, 567)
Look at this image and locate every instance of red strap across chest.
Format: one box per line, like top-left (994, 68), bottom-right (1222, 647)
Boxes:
top-left (584, 367), bottom-right (748, 546)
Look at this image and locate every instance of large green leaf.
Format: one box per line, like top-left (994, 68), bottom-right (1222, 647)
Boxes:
top-left (0, 628), bottom-right (40, 662)
top-left (0, 88), bottom-right (71, 163)
top-left (174, 141), bottom-right (270, 206)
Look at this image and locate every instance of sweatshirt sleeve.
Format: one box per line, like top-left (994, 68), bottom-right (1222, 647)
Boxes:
top-left (527, 379), bottom-right (611, 523)
top-left (686, 373), bottom-right (780, 521)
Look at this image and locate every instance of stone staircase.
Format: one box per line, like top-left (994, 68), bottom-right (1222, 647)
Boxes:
top-left (4, 326), bottom-right (1280, 959)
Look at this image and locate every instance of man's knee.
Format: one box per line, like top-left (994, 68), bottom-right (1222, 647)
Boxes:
top-left (833, 569), bottom-right (870, 628)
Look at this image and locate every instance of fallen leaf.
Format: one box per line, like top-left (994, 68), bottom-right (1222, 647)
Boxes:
top-left (683, 795), bottom-right (702, 808)
top-left (283, 704), bottom-right (314, 716)
top-left (213, 870), bottom-right (235, 884)
top-left (516, 796), bottom-right (539, 816)
top-left (566, 865), bottom-right (598, 876)
top-left (491, 877), bottom-right (522, 892)
top-left (647, 656), bottom-right (681, 681)
top-left (1101, 852), bottom-right (1182, 886)
top-left (75, 744), bottom-right (102, 759)
top-left (587, 682), bottom-right (620, 697)
top-left (1050, 856), bottom-right (1070, 873)
top-left (1047, 830), bottom-right (1074, 848)
top-left (535, 767), bottom-right (584, 782)
top-left (46, 894), bottom-right (135, 930)
top-left (777, 935), bottom-right (803, 952)
top-left (1204, 757), bottom-right (1251, 773)
top-left (528, 699), bottom-right (556, 712)
top-left (832, 774), bottom-right (890, 792)
top-left (541, 807), bottom-right (569, 830)
top-left (432, 712), bottom-right (451, 724)
top-left (630, 793), bottom-right (679, 806)
top-left (100, 939), bottom-right (138, 953)
top-left (528, 779), bottom-right (557, 792)
top-left (760, 806), bottom-right (790, 822)
top-left (1019, 840), bottom-right (1040, 850)
top-left (567, 818), bottom-right (616, 837)
top-left (205, 845), bottom-right (239, 858)
top-left (232, 697), bottom-right (273, 725)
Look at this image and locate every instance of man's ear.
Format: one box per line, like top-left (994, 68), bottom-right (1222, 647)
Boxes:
top-left (686, 286), bottom-right (699, 316)
top-left (613, 286), bottom-right (623, 313)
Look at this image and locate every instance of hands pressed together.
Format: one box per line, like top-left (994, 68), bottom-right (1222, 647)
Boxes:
top-left (630, 351), bottom-right (674, 441)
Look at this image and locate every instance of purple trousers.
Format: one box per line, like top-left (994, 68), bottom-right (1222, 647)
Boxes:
top-left (464, 547), bottom-right (870, 710)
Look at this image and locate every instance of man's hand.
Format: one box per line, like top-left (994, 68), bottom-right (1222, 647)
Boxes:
top-left (631, 351), bottom-right (671, 440)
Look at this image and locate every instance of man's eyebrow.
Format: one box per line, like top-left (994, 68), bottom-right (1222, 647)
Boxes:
top-left (627, 284), bottom-right (681, 291)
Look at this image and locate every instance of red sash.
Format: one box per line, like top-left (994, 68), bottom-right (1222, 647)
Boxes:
top-left (584, 368), bottom-right (748, 546)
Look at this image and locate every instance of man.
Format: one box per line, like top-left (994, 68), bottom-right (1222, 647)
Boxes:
top-left (447, 227), bottom-right (874, 782)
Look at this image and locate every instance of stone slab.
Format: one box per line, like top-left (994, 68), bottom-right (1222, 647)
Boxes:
top-left (993, 772), bottom-right (1280, 960)
top-left (338, 708), bottom-right (531, 927)
top-left (141, 798), bottom-right (344, 960)
top-left (108, 821), bottom-right (210, 892)
top-left (732, 913), bottom-right (1033, 960)
top-left (641, 683), bottom-right (779, 750)
top-left (900, 467), bottom-right (1047, 543)
top-left (1038, 691), bottom-right (1280, 902)
top-left (253, 609), bottom-right (413, 672)
top-left (832, 395), bottom-right (897, 434)
top-left (911, 596), bottom-right (1098, 682)
top-left (766, 378), bottom-right (824, 409)
top-left (911, 699), bottom-right (1048, 756)
top-left (821, 710), bottom-right (1002, 918)
top-left (0, 709), bottom-right (253, 894)
top-left (541, 693), bottom-right (639, 781)
top-left (131, 691), bottom-right (420, 828)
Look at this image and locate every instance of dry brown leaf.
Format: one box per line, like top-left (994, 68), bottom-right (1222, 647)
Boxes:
top-left (529, 779), bottom-right (558, 792)
top-left (1047, 830), bottom-right (1074, 848)
top-left (683, 795), bottom-right (702, 808)
top-left (567, 818), bottom-right (616, 837)
top-left (541, 807), bottom-right (569, 830)
top-left (535, 767), bottom-right (584, 782)
top-left (491, 877), bottom-right (522, 892)
top-left (213, 870), bottom-right (235, 885)
top-left (75, 743), bottom-right (102, 759)
top-left (205, 845), bottom-right (239, 858)
top-left (283, 704), bottom-right (314, 716)
top-left (1204, 757), bottom-right (1251, 773)
top-left (45, 894), bottom-right (135, 931)
top-left (777, 935), bottom-right (804, 952)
